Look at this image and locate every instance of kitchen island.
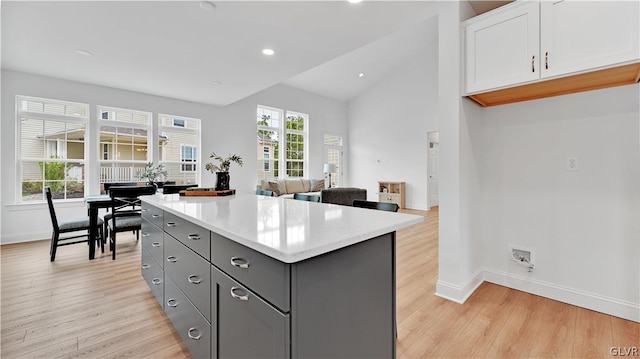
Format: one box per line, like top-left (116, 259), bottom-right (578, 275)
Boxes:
top-left (140, 192), bottom-right (423, 359)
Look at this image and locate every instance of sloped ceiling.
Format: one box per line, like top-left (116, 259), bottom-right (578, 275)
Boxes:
top-left (2, 1), bottom-right (443, 106)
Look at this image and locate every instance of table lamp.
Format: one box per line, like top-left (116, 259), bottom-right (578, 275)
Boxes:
top-left (323, 163), bottom-right (336, 188)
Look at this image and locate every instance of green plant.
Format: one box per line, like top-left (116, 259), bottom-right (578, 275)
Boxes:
top-left (139, 162), bottom-right (168, 183)
top-left (205, 152), bottom-right (243, 173)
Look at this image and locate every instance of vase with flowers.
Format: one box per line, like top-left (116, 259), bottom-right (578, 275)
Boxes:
top-left (205, 152), bottom-right (243, 191)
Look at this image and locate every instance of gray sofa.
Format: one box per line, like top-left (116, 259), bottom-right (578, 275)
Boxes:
top-left (320, 188), bottom-right (367, 206)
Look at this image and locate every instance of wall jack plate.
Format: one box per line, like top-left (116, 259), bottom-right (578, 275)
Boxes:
top-left (509, 246), bottom-right (535, 272)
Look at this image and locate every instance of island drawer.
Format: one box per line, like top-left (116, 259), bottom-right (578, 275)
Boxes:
top-left (164, 211), bottom-right (210, 261)
top-left (141, 253), bottom-right (164, 308)
top-left (141, 218), bottom-right (164, 268)
top-left (210, 232), bottom-right (290, 312)
top-left (165, 234), bottom-right (211, 322)
top-left (165, 277), bottom-right (211, 359)
top-left (141, 203), bottom-right (163, 228)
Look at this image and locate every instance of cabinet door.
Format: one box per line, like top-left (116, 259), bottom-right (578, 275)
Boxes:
top-left (541, 0), bottom-right (640, 79)
top-left (465, 1), bottom-right (540, 94)
top-left (212, 266), bottom-right (289, 359)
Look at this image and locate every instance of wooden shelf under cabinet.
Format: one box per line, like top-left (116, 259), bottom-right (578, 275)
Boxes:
top-left (378, 181), bottom-right (405, 209)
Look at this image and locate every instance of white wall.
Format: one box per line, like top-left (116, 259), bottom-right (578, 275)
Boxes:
top-left (478, 85), bottom-right (640, 321)
top-left (348, 18), bottom-right (439, 210)
top-left (0, 70), bottom-right (347, 244)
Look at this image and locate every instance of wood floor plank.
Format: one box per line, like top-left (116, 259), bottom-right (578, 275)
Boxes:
top-left (2, 206), bottom-right (638, 359)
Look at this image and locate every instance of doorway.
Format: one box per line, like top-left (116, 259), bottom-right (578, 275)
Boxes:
top-left (427, 131), bottom-right (439, 208)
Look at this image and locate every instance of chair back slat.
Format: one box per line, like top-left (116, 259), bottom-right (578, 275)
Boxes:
top-left (44, 187), bottom-right (59, 230)
top-left (352, 199), bottom-right (399, 212)
top-left (293, 193), bottom-right (321, 202)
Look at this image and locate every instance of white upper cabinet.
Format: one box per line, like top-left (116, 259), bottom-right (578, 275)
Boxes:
top-left (540, 0), bottom-right (640, 79)
top-left (465, 1), bottom-right (540, 94)
top-left (463, 0), bottom-right (640, 96)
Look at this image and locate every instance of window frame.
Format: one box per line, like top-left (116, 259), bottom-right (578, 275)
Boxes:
top-left (16, 95), bottom-right (89, 203)
top-left (158, 114), bottom-right (201, 184)
top-left (180, 144), bottom-right (197, 173)
top-left (256, 105), bottom-right (308, 182)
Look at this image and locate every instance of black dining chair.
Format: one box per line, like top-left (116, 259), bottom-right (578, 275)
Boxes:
top-left (106, 185), bottom-right (156, 260)
top-left (256, 189), bottom-right (273, 196)
top-left (46, 187), bottom-right (103, 261)
top-left (352, 199), bottom-right (399, 212)
top-left (162, 184), bottom-right (198, 194)
top-left (293, 193), bottom-right (321, 202)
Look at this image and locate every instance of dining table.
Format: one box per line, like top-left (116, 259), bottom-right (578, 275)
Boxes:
top-left (84, 194), bottom-right (113, 259)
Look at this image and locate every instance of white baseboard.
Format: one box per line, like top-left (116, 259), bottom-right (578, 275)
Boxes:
top-left (435, 268), bottom-right (484, 303)
top-left (1, 232), bottom-right (49, 245)
top-left (436, 267), bottom-right (640, 323)
top-left (483, 268), bottom-right (640, 323)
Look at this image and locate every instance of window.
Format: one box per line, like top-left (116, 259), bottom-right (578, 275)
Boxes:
top-left (98, 106), bottom-right (151, 186)
top-left (263, 146), bottom-right (270, 172)
top-left (180, 145), bottom-right (197, 172)
top-left (17, 96), bottom-right (88, 202)
top-left (256, 105), bottom-right (308, 183)
top-left (158, 114), bottom-right (200, 184)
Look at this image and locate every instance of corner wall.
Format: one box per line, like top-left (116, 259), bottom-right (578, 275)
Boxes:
top-left (478, 85), bottom-right (640, 321)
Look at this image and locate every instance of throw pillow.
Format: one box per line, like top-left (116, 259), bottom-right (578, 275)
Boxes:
top-left (268, 181), bottom-right (283, 196)
top-left (286, 179), bottom-right (305, 194)
top-left (310, 179), bottom-right (325, 192)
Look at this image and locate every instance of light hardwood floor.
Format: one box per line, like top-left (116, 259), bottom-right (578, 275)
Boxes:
top-left (1, 207), bottom-right (638, 358)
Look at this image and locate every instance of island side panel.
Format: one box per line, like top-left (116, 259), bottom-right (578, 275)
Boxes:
top-left (291, 232), bottom-right (396, 358)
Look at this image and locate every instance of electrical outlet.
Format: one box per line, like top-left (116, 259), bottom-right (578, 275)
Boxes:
top-left (512, 248), bottom-right (531, 263)
top-left (566, 157), bottom-right (579, 171)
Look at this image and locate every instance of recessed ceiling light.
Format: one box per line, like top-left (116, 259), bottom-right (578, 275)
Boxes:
top-left (358, 72), bottom-right (365, 78)
top-left (199, 1), bottom-right (216, 11)
top-left (262, 48), bottom-right (275, 56)
top-left (74, 49), bottom-right (93, 57)
top-left (348, 0), bottom-right (363, 3)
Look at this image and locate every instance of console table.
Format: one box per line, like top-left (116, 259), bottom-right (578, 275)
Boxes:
top-left (140, 193), bottom-right (422, 358)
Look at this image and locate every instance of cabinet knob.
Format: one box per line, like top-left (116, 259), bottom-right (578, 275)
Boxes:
top-left (167, 298), bottom-right (178, 307)
top-left (230, 287), bottom-right (249, 301)
top-left (151, 214), bottom-right (160, 218)
top-left (187, 234), bottom-right (201, 241)
top-left (166, 256), bottom-right (178, 263)
top-left (188, 275), bottom-right (202, 284)
top-left (141, 263), bottom-right (150, 269)
top-left (166, 222), bottom-right (176, 227)
top-left (230, 256), bottom-right (250, 269)
top-left (141, 232), bottom-right (150, 237)
top-left (188, 327), bottom-right (202, 340)
top-left (531, 55), bottom-right (535, 72)
top-left (152, 242), bottom-right (161, 247)
top-left (545, 52), bottom-right (549, 69)
top-left (152, 278), bottom-right (162, 285)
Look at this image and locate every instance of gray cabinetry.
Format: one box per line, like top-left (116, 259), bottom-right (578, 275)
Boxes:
top-left (164, 211), bottom-right (210, 261)
top-left (164, 233), bottom-right (211, 321)
top-left (165, 277), bottom-right (211, 359)
top-left (212, 266), bottom-right (289, 358)
top-left (141, 201), bottom-right (397, 359)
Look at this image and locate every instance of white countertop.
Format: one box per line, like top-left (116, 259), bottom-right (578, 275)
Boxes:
top-left (141, 192), bottom-right (423, 263)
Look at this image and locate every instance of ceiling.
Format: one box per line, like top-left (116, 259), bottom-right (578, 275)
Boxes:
top-left (1, 1), bottom-right (508, 107)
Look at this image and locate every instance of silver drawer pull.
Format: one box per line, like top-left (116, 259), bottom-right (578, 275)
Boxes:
top-left (142, 208), bottom-right (149, 212)
top-left (152, 214), bottom-right (160, 218)
top-left (230, 287), bottom-right (249, 301)
top-left (167, 298), bottom-right (178, 307)
top-left (188, 275), bottom-right (202, 284)
top-left (187, 234), bottom-right (200, 240)
top-left (152, 278), bottom-right (162, 285)
top-left (141, 232), bottom-right (150, 237)
top-left (188, 327), bottom-right (202, 340)
top-left (166, 256), bottom-right (178, 263)
top-left (230, 257), bottom-right (249, 269)
top-left (166, 222), bottom-right (176, 227)
top-left (152, 242), bottom-right (161, 247)
top-left (141, 263), bottom-right (150, 269)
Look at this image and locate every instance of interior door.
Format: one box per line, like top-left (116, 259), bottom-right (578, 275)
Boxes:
top-left (428, 134), bottom-right (439, 207)
top-left (324, 145), bottom-right (342, 188)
